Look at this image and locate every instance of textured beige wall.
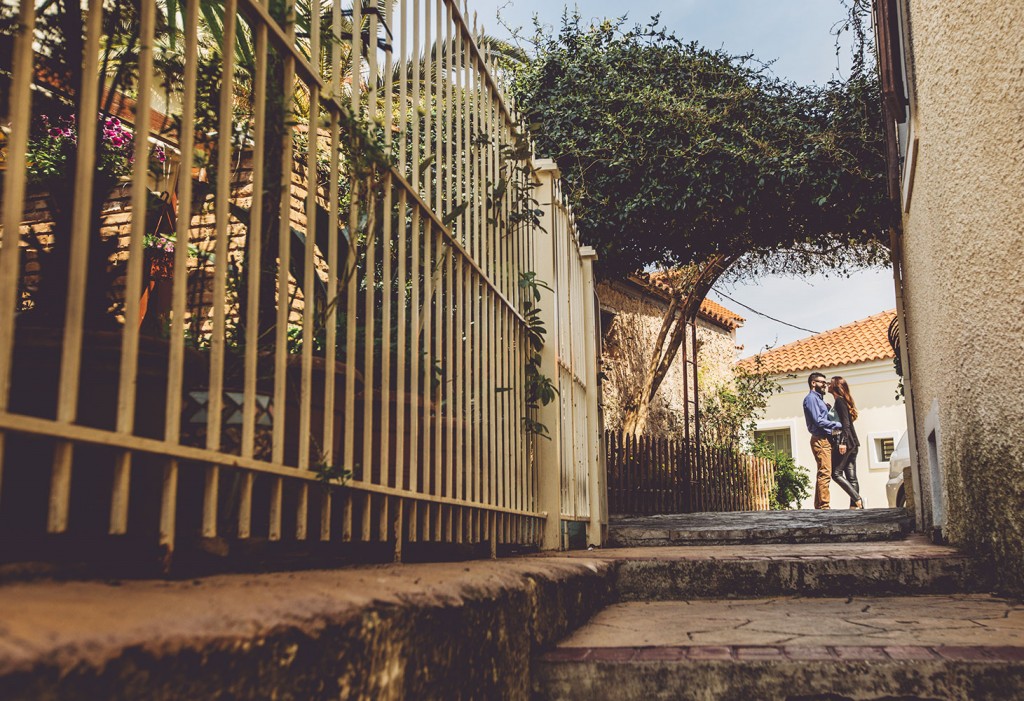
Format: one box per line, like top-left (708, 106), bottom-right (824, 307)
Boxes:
top-left (598, 284), bottom-right (738, 439)
top-left (899, 0), bottom-right (1024, 593)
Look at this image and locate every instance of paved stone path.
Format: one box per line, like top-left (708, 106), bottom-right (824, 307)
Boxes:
top-left (534, 527), bottom-right (1024, 700)
top-left (556, 595), bottom-right (1024, 649)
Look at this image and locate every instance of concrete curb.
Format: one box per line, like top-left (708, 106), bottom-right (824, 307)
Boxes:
top-left (0, 558), bottom-right (614, 701)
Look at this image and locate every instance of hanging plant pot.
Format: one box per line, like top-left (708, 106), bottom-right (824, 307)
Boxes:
top-left (145, 248), bottom-right (175, 280)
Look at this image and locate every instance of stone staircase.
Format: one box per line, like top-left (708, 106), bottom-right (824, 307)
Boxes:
top-left (2, 509), bottom-right (1020, 699)
top-left (533, 510), bottom-right (1024, 700)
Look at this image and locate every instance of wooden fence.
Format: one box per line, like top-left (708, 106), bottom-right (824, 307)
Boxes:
top-left (606, 430), bottom-right (775, 515)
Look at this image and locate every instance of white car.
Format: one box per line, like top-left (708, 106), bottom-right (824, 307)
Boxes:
top-left (886, 431), bottom-right (910, 508)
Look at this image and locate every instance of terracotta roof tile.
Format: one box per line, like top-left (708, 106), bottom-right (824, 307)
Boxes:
top-left (738, 309), bottom-right (897, 374)
top-left (698, 298), bottom-right (745, 330)
top-left (628, 272), bottom-right (745, 330)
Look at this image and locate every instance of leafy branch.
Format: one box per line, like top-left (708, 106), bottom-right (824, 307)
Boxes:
top-left (519, 271), bottom-right (557, 438)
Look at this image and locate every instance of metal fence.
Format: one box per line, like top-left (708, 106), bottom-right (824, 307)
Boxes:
top-left (606, 430), bottom-right (775, 515)
top-left (533, 162), bottom-right (604, 546)
top-left (0, 0), bottom-right (604, 570)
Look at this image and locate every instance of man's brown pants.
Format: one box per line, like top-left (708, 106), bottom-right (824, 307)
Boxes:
top-left (810, 436), bottom-right (833, 509)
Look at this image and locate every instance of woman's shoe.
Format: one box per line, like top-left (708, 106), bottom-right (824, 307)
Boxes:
top-left (850, 500), bottom-right (864, 509)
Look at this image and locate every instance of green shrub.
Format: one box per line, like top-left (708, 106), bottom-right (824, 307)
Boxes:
top-left (752, 439), bottom-right (811, 510)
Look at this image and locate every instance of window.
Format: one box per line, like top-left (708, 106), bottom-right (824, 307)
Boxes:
top-left (875, 437), bottom-right (896, 462)
top-left (755, 428), bottom-right (792, 458)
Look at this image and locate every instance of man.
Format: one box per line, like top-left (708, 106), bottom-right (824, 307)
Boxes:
top-left (803, 372), bottom-right (842, 509)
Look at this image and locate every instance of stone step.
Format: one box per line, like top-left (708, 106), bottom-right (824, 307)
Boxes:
top-left (0, 557), bottom-right (614, 700)
top-left (608, 509), bottom-right (914, 548)
top-left (553, 535), bottom-right (987, 600)
top-left (534, 595), bottom-right (1024, 700)
top-left (615, 537), bottom-right (984, 600)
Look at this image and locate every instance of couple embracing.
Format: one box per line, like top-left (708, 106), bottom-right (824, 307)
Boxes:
top-left (803, 372), bottom-right (863, 510)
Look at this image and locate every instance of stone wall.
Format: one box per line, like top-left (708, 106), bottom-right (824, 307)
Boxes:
top-left (598, 283), bottom-right (738, 440)
top-left (898, 0), bottom-right (1024, 593)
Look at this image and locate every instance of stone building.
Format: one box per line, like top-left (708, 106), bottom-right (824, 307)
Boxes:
top-left (597, 275), bottom-right (744, 440)
top-left (874, 0), bottom-right (1024, 593)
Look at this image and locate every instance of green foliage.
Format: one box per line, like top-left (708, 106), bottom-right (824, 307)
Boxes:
top-left (752, 439), bottom-right (812, 510)
top-left (893, 358), bottom-right (905, 400)
top-left (510, 13), bottom-right (892, 280)
top-left (700, 359), bottom-right (781, 448)
top-left (518, 272), bottom-right (558, 437)
top-left (25, 113), bottom-right (166, 184)
top-left (312, 458), bottom-right (353, 493)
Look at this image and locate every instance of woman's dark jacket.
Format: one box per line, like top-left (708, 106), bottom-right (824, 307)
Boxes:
top-left (833, 397), bottom-right (860, 449)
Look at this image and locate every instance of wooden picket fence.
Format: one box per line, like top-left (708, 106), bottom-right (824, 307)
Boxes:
top-left (606, 430), bottom-right (775, 515)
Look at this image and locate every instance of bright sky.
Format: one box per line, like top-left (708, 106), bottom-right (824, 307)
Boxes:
top-left (470, 0), bottom-right (897, 357)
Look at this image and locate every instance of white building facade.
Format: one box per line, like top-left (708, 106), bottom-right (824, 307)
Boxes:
top-left (755, 359), bottom-right (906, 509)
top-left (742, 311), bottom-right (907, 509)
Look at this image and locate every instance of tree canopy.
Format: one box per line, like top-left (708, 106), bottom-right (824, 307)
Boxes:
top-left (510, 13), bottom-right (892, 281)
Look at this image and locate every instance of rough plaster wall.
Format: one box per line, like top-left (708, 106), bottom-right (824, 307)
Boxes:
top-left (901, 0), bottom-right (1024, 593)
top-left (598, 285), bottom-right (737, 439)
top-left (695, 316), bottom-right (739, 394)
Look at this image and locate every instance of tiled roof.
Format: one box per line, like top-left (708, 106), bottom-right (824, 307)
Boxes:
top-left (698, 298), bottom-right (745, 331)
top-left (738, 309), bottom-right (897, 374)
top-left (628, 272), bottom-right (745, 330)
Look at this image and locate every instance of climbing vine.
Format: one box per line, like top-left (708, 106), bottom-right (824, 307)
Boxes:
top-left (517, 272), bottom-right (558, 438)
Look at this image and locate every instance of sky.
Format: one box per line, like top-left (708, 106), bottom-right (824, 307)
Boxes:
top-left (469, 0), bottom-right (897, 357)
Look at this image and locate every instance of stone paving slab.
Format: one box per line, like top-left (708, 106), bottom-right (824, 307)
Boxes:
top-left (559, 533), bottom-right (961, 561)
top-left (540, 644), bottom-right (1024, 662)
top-left (556, 595), bottom-right (1024, 648)
top-left (607, 508), bottom-right (913, 547)
top-left (534, 648), bottom-right (1024, 700)
top-left (536, 595), bottom-right (1024, 700)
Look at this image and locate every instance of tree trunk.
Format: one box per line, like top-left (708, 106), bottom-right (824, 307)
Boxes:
top-left (621, 254), bottom-right (737, 436)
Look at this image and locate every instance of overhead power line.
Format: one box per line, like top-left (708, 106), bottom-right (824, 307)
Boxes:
top-left (712, 289), bottom-right (821, 335)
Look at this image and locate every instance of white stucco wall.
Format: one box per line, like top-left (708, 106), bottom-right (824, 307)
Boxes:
top-left (893, 0), bottom-right (1024, 593)
top-left (754, 360), bottom-right (907, 509)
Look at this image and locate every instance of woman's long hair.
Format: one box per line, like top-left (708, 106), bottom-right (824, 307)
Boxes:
top-left (829, 376), bottom-right (858, 421)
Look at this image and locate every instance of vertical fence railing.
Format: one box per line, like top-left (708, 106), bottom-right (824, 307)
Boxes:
top-left (605, 430), bottom-right (775, 515)
top-left (532, 160), bottom-right (603, 548)
top-left (0, 0), bottom-right (605, 570)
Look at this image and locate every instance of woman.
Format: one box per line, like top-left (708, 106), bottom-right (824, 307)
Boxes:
top-left (829, 376), bottom-right (864, 509)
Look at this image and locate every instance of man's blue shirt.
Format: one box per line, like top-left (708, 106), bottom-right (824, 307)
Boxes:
top-left (803, 390), bottom-right (842, 438)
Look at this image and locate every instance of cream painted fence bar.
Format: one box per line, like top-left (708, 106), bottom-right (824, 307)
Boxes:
top-left (0, 0), bottom-right (605, 571)
top-left (532, 161), bottom-right (606, 548)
